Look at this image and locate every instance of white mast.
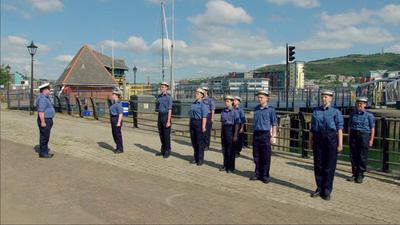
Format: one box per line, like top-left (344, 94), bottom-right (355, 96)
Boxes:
top-left (161, 2), bottom-right (165, 82)
top-left (170, 0), bottom-right (174, 98)
top-left (112, 32), bottom-right (114, 77)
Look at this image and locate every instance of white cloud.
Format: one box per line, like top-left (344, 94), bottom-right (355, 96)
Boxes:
top-left (378, 4), bottom-right (400, 25)
top-left (188, 26), bottom-right (283, 59)
top-left (101, 36), bottom-right (148, 54)
top-left (297, 26), bottom-right (396, 51)
top-left (3, 4), bottom-right (32, 19)
top-left (267, 0), bottom-right (320, 8)
top-left (385, 44), bottom-right (400, 53)
top-left (187, 1), bottom-right (252, 26)
top-left (54, 55), bottom-right (74, 63)
top-left (27, 0), bottom-right (63, 13)
top-left (319, 10), bottom-right (373, 30)
top-left (319, 4), bottom-right (400, 30)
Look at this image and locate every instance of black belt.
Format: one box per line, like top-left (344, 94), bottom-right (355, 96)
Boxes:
top-left (352, 130), bottom-right (369, 134)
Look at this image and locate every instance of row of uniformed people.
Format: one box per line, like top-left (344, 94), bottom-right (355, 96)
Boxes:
top-left (36, 83), bottom-right (375, 202)
top-left (108, 85), bottom-right (375, 202)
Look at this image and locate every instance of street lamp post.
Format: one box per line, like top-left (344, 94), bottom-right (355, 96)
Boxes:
top-left (133, 66), bottom-right (138, 85)
top-left (5, 64), bottom-right (11, 93)
top-left (27, 41), bottom-right (38, 116)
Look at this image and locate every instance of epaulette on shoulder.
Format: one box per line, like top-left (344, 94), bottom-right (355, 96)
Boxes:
top-left (269, 105), bottom-right (274, 108)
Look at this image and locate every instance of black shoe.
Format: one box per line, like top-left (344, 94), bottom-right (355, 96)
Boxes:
top-left (347, 176), bottom-right (355, 182)
top-left (219, 167), bottom-right (226, 171)
top-left (310, 191), bottom-right (320, 198)
top-left (235, 154), bottom-right (240, 158)
top-left (355, 176), bottom-right (364, 183)
top-left (190, 160), bottom-right (197, 164)
top-left (249, 177), bottom-right (260, 181)
top-left (114, 149), bottom-right (124, 154)
top-left (261, 179), bottom-right (269, 183)
top-left (163, 154), bottom-right (170, 158)
top-left (39, 153), bottom-right (54, 158)
top-left (197, 161), bottom-right (203, 166)
top-left (226, 170), bottom-right (234, 173)
top-left (321, 194), bottom-right (331, 201)
top-left (155, 153), bottom-right (163, 156)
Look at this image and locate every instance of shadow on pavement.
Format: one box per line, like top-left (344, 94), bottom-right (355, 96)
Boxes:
top-left (97, 142), bottom-right (115, 152)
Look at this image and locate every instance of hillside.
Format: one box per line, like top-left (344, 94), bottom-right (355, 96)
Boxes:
top-left (256, 53), bottom-right (400, 81)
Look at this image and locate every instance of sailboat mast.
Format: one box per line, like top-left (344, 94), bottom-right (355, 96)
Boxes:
top-left (161, 2), bottom-right (165, 82)
top-left (170, 0), bottom-right (174, 98)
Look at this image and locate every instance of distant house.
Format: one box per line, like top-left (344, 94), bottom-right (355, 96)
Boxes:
top-left (54, 44), bottom-right (129, 98)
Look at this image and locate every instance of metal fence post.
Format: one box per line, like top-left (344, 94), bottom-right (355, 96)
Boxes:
top-left (90, 97), bottom-right (98, 120)
top-left (298, 111), bottom-right (309, 158)
top-left (65, 96), bottom-right (71, 115)
top-left (56, 96), bottom-right (62, 113)
top-left (75, 96), bottom-right (83, 117)
top-left (379, 116), bottom-right (391, 173)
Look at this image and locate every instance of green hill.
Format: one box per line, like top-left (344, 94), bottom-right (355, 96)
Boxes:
top-left (256, 53), bottom-right (400, 81)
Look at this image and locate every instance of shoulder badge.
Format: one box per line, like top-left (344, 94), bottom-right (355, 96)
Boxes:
top-left (269, 105), bottom-right (274, 108)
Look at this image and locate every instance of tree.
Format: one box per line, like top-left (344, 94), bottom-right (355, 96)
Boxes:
top-left (0, 64), bottom-right (14, 89)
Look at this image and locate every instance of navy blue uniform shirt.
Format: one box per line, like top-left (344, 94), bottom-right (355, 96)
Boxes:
top-left (110, 100), bottom-right (123, 116)
top-left (253, 104), bottom-right (277, 131)
top-left (157, 93), bottom-right (173, 114)
top-left (221, 107), bottom-right (240, 125)
top-left (235, 106), bottom-right (245, 124)
top-left (190, 100), bottom-right (208, 120)
top-left (36, 93), bottom-right (55, 118)
top-left (349, 109), bottom-right (375, 132)
top-left (203, 95), bottom-right (216, 114)
top-left (310, 105), bottom-right (344, 133)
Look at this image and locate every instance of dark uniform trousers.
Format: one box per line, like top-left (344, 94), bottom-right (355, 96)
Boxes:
top-left (349, 130), bottom-right (370, 178)
top-left (158, 113), bottom-right (171, 156)
top-left (312, 131), bottom-right (338, 195)
top-left (37, 117), bottom-right (53, 156)
top-left (110, 116), bottom-right (123, 150)
top-left (204, 113), bottom-right (213, 148)
top-left (221, 124), bottom-right (235, 171)
top-left (234, 129), bottom-right (244, 155)
top-left (190, 119), bottom-right (205, 163)
top-left (253, 131), bottom-right (272, 180)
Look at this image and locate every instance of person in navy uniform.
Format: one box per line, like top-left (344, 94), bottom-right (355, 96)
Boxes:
top-left (219, 95), bottom-right (240, 173)
top-left (110, 87), bottom-right (124, 154)
top-left (233, 96), bottom-right (245, 158)
top-left (36, 83), bottom-right (56, 158)
top-left (189, 88), bottom-right (208, 166)
top-left (202, 86), bottom-right (215, 150)
top-left (309, 90), bottom-right (344, 200)
top-left (250, 90), bottom-right (277, 183)
top-left (156, 82), bottom-right (173, 158)
top-left (347, 97), bottom-right (375, 184)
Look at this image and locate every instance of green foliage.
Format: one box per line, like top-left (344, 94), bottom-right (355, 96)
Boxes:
top-left (257, 53), bottom-right (400, 80)
top-left (0, 64), bottom-right (14, 88)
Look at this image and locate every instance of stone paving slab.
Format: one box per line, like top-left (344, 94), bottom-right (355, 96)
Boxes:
top-left (1, 105), bottom-right (400, 224)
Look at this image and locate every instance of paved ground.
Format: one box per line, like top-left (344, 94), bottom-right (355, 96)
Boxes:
top-left (1, 103), bottom-right (400, 224)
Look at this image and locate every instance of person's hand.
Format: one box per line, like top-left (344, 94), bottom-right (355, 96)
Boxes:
top-left (116, 123), bottom-right (121, 127)
top-left (41, 122), bottom-right (46, 127)
top-left (202, 127), bottom-right (206, 133)
top-left (166, 122), bottom-right (171, 128)
top-left (369, 139), bottom-right (373, 147)
top-left (233, 136), bottom-right (237, 142)
top-left (309, 141), bottom-right (313, 150)
top-left (270, 136), bottom-right (275, 144)
top-left (337, 145), bottom-right (343, 152)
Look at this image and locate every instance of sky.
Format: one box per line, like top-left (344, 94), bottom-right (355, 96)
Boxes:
top-left (1, 0), bottom-right (400, 84)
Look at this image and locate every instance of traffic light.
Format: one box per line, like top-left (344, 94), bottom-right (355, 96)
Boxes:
top-left (288, 45), bottom-right (295, 62)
